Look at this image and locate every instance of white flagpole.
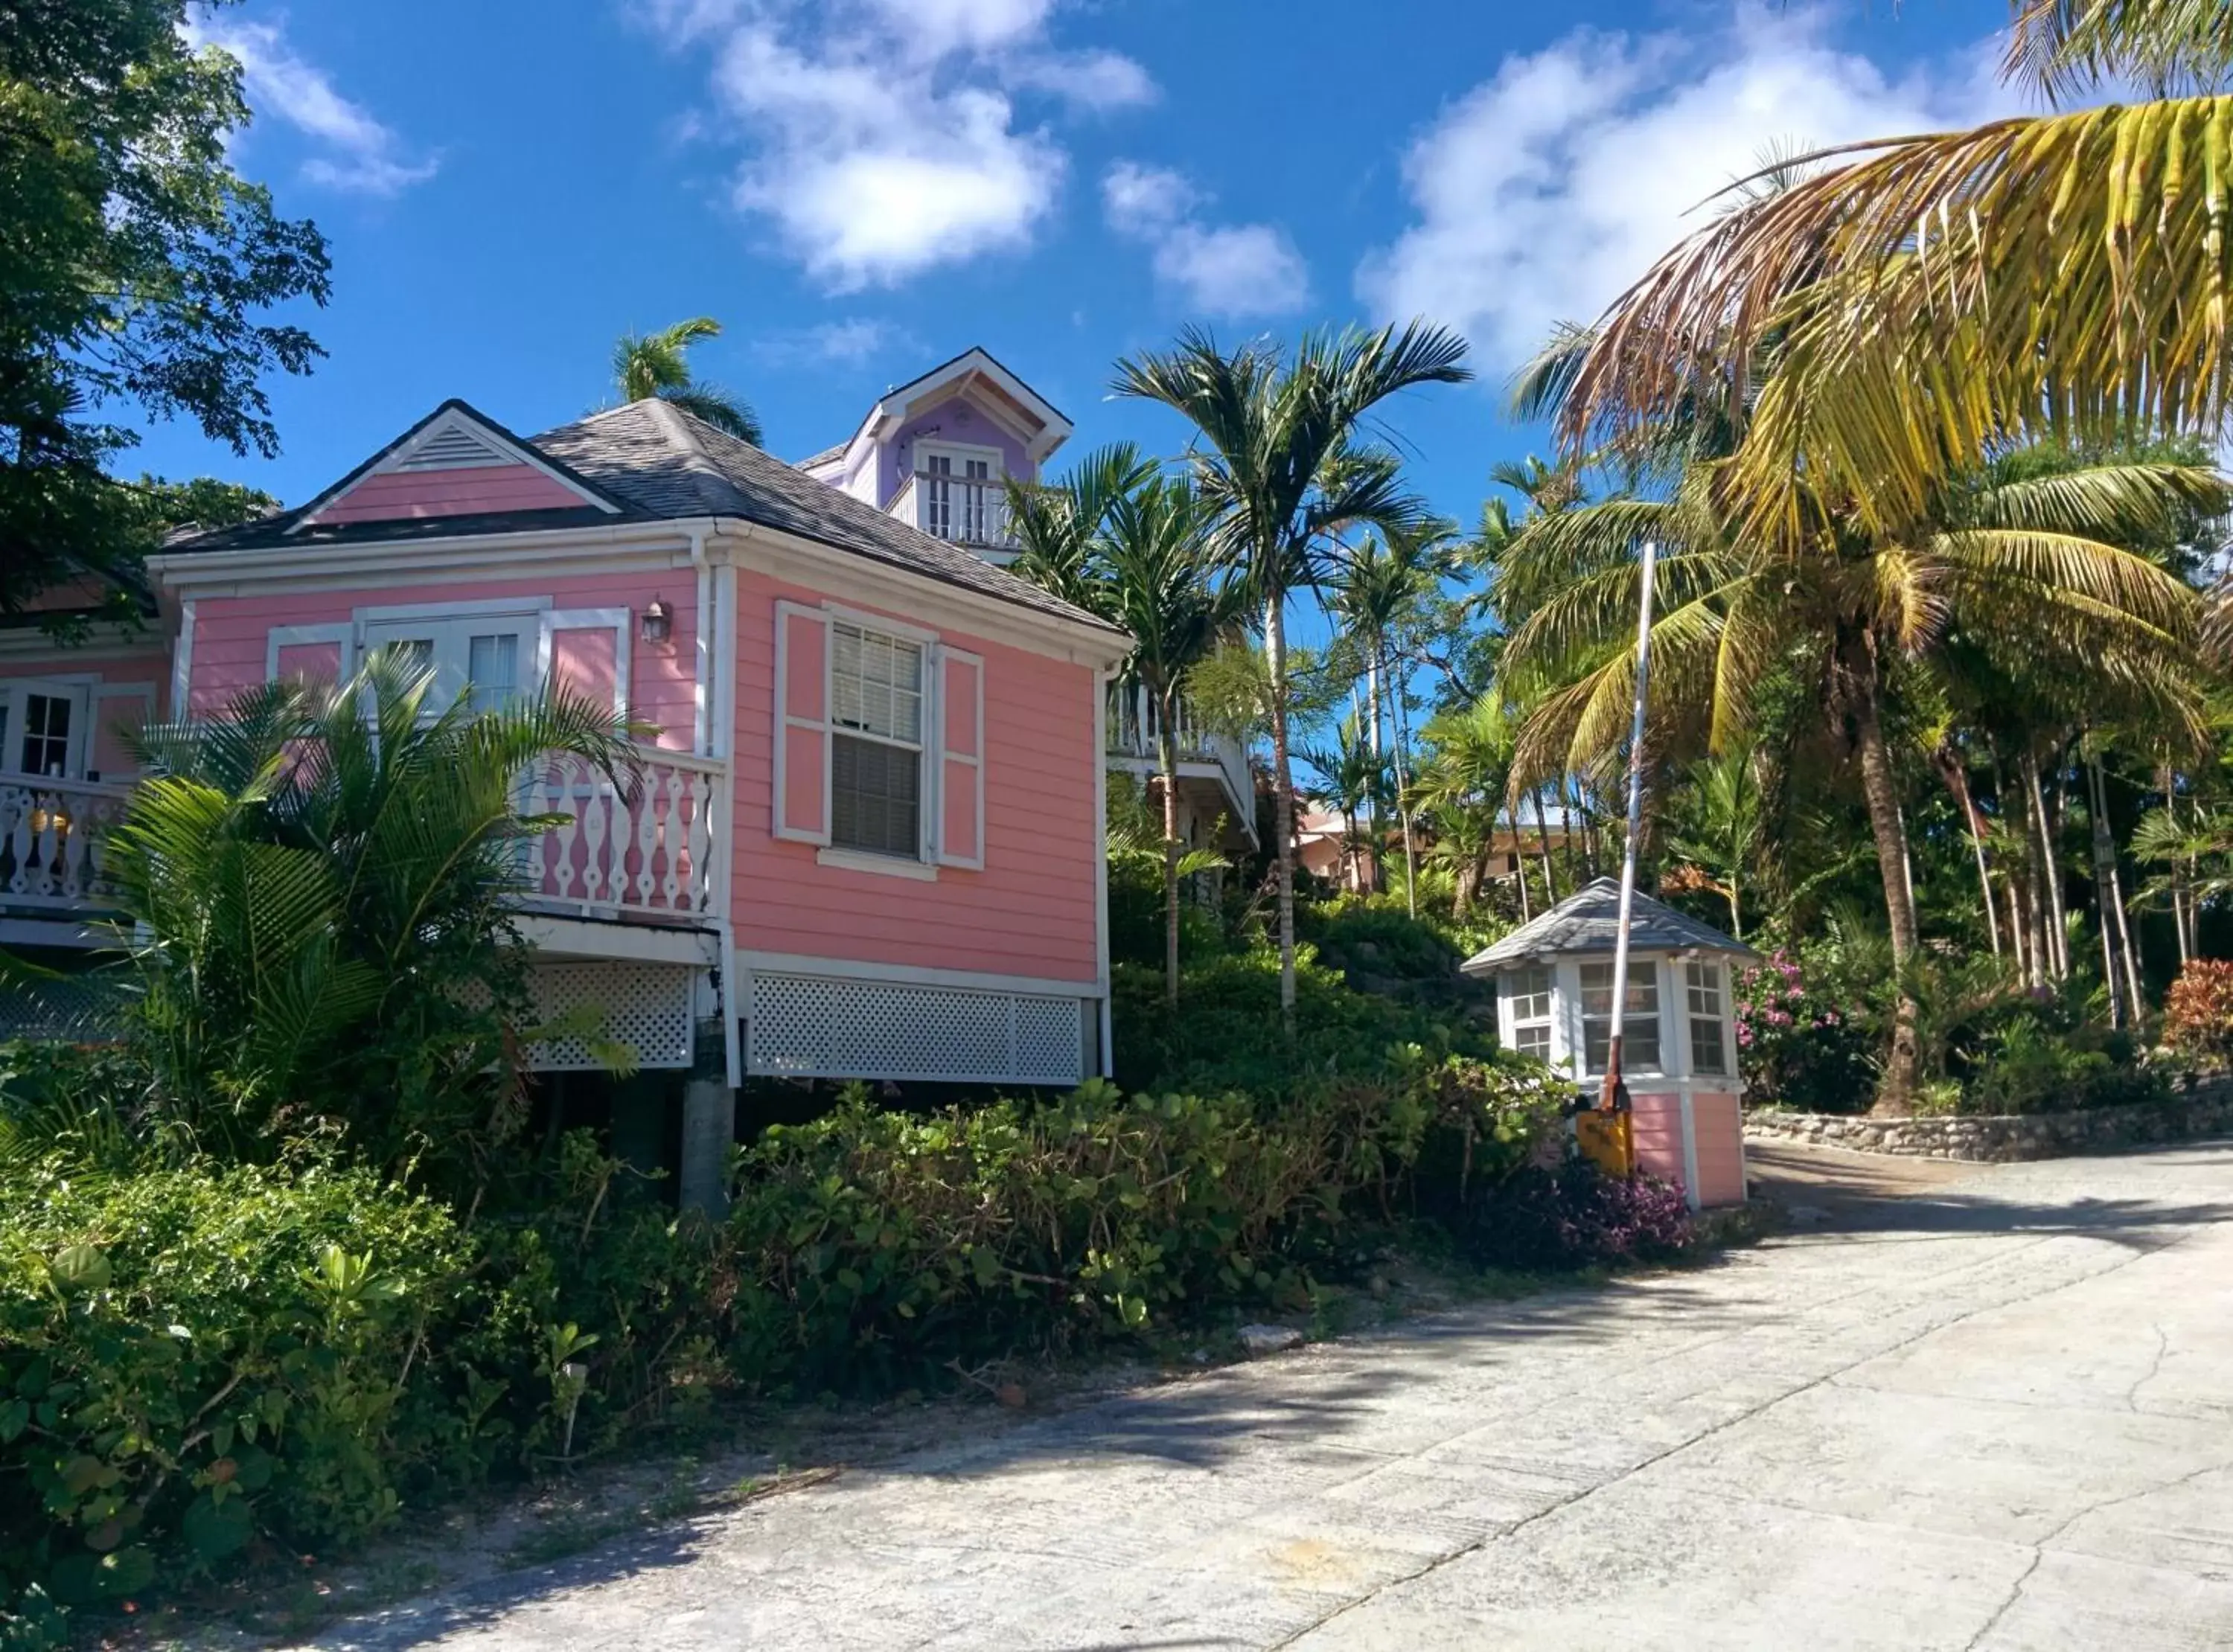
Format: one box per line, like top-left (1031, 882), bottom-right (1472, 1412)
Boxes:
top-left (1600, 539), bottom-right (1658, 1131)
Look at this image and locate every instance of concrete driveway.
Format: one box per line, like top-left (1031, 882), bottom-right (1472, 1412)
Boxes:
top-left (324, 1142), bottom-right (2233, 1651)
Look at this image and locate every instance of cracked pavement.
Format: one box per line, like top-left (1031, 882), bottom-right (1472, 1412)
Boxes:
top-left (320, 1142), bottom-right (2233, 1651)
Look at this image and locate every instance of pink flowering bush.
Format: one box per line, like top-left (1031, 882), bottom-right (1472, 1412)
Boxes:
top-left (1735, 949), bottom-right (1879, 1112)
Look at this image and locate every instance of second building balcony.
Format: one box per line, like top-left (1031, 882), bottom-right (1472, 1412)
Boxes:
top-left (891, 470), bottom-right (1019, 561)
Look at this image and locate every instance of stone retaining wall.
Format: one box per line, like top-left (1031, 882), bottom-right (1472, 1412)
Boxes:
top-left (1745, 1087), bottom-right (2233, 1162)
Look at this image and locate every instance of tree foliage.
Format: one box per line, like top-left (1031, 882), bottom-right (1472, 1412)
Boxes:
top-left (0, 0), bottom-right (330, 612)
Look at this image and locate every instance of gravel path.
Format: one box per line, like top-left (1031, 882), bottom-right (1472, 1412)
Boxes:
top-left (314, 1142), bottom-right (2233, 1651)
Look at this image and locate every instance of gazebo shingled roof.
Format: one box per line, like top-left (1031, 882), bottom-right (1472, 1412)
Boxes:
top-left (1460, 877), bottom-right (1761, 976)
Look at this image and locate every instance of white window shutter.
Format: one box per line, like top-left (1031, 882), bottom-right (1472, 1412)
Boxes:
top-left (773, 602), bottom-right (833, 845)
top-left (934, 644), bottom-right (984, 869)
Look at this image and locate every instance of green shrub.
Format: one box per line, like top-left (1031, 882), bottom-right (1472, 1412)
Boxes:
top-left (1111, 943), bottom-right (1492, 1096)
top-left (0, 1159), bottom-right (486, 1607)
top-left (723, 1080), bottom-right (1364, 1391)
top-left (1955, 1019), bottom-right (2168, 1114)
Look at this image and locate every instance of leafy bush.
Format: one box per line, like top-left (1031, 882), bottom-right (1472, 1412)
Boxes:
top-left (0, 1159), bottom-right (488, 1609)
top-left (2164, 958), bottom-right (2233, 1067)
top-left (1954, 1018), bottom-right (2167, 1115)
top-left (1111, 943), bottom-right (1492, 1096)
top-left (1736, 950), bottom-right (1878, 1112)
top-left (723, 1081), bottom-right (1360, 1391)
top-left (1445, 1159), bottom-right (1696, 1272)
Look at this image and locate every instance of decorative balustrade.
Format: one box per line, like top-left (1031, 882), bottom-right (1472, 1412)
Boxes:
top-left (890, 470), bottom-right (1018, 553)
top-left (1105, 684), bottom-right (1254, 823)
top-left (519, 748), bottom-right (724, 922)
top-left (0, 777), bottom-right (132, 913)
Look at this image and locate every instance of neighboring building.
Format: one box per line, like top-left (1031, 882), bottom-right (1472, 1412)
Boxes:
top-left (1, 348), bottom-right (1238, 1203)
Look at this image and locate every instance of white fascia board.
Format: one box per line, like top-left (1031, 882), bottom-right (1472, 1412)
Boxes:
top-left (735, 949), bottom-right (1103, 999)
top-left (147, 526), bottom-right (699, 595)
top-left (717, 520), bottom-right (1131, 670)
top-left (514, 914), bottom-right (721, 966)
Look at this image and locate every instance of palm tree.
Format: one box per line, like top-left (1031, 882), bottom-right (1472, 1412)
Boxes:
top-left (1546, 5), bottom-right (2233, 551)
top-left (1004, 443), bottom-right (1158, 612)
top-left (1301, 711), bottom-right (1393, 894)
top-left (1113, 322), bottom-right (1472, 1021)
top-left (1502, 448), bottom-right (2216, 1108)
top-left (1009, 452), bottom-right (1244, 1004)
top-left (612, 318), bottom-right (763, 446)
top-left (1326, 528), bottom-right (1453, 917)
top-left (1094, 476), bottom-right (1250, 1004)
top-left (1413, 695), bottom-right (1519, 918)
top-left (114, 649), bottom-right (638, 1167)
top-left (1664, 746), bottom-right (1764, 941)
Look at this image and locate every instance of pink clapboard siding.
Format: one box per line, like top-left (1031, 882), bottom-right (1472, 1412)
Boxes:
top-left (0, 649), bottom-right (170, 779)
top-left (1631, 1091), bottom-right (1686, 1193)
top-left (1629, 1088), bottom-right (1748, 1208)
top-left (307, 465), bottom-right (586, 526)
top-left (732, 572), bottom-right (1099, 984)
top-left (1690, 1090), bottom-right (1747, 1207)
top-left (183, 578), bottom-right (699, 746)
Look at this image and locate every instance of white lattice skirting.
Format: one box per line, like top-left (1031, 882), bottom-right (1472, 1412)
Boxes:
top-left (525, 961), bottom-right (698, 1071)
top-left (745, 970), bottom-right (1084, 1086)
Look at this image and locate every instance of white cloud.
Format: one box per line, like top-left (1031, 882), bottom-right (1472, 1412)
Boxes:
top-left (1356, 5), bottom-right (2019, 372)
top-left (635, 0), bottom-right (1153, 290)
top-left (755, 318), bottom-right (913, 365)
top-left (185, 15), bottom-right (437, 196)
top-left (1102, 161), bottom-right (1310, 318)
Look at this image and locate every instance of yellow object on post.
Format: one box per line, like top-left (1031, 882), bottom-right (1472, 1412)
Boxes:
top-left (1575, 1107), bottom-right (1635, 1179)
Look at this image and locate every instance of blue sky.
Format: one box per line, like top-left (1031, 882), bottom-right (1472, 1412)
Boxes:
top-left (144, 0), bottom-right (2025, 531)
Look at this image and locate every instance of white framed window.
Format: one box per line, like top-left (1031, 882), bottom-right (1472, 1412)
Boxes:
top-left (1504, 967), bottom-right (1555, 1063)
top-left (1686, 959), bottom-right (1728, 1077)
top-left (1580, 958), bottom-right (1662, 1075)
top-left (830, 620), bottom-right (925, 859)
top-left (0, 680), bottom-right (90, 779)
top-left (362, 616), bottom-right (537, 715)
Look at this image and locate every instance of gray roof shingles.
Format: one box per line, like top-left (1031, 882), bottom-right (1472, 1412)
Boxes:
top-left (1461, 877), bottom-right (1759, 976)
top-left (165, 398), bottom-right (1117, 637)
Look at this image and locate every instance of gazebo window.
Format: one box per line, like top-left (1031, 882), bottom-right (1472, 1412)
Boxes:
top-left (1506, 967), bottom-right (1554, 1061)
top-left (1579, 959), bottom-right (1661, 1074)
top-left (1686, 961), bottom-right (1728, 1075)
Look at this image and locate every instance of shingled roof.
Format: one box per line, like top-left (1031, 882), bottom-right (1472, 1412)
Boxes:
top-left (164, 398), bottom-right (1118, 636)
top-left (1460, 877), bottom-right (1759, 976)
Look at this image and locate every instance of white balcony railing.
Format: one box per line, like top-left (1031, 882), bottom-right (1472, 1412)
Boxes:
top-left (0, 752), bottom-right (728, 934)
top-left (519, 748), bottom-right (726, 922)
top-left (1105, 684), bottom-right (1253, 827)
top-left (891, 470), bottom-right (1018, 554)
top-left (0, 776), bottom-right (132, 912)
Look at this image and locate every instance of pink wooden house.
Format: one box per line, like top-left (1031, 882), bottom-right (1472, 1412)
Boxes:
top-left (0, 347), bottom-right (1230, 1207)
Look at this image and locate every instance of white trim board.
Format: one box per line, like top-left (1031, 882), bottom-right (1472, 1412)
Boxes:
top-left (734, 950), bottom-right (1104, 999)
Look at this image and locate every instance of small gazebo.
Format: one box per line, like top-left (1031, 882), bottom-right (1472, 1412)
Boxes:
top-left (1460, 877), bottom-right (1760, 1208)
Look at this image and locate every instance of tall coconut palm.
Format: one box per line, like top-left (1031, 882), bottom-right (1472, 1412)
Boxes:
top-left (1113, 322), bottom-right (1471, 1021)
top-left (1548, 6), bottom-right (2233, 551)
top-left (1502, 449), bottom-right (2217, 1108)
top-left (612, 317), bottom-right (762, 446)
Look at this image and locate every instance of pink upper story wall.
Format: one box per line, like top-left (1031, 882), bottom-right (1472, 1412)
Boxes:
top-left (877, 397), bottom-right (1035, 510)
top-left (306, 464), bottom-right (586, 526)
top-left (0, 644), bottom-right (171, 780)
top-left (183, 574), bottom-right (700, 747)
top-left (731, 571), bottom-right (1099, 985)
